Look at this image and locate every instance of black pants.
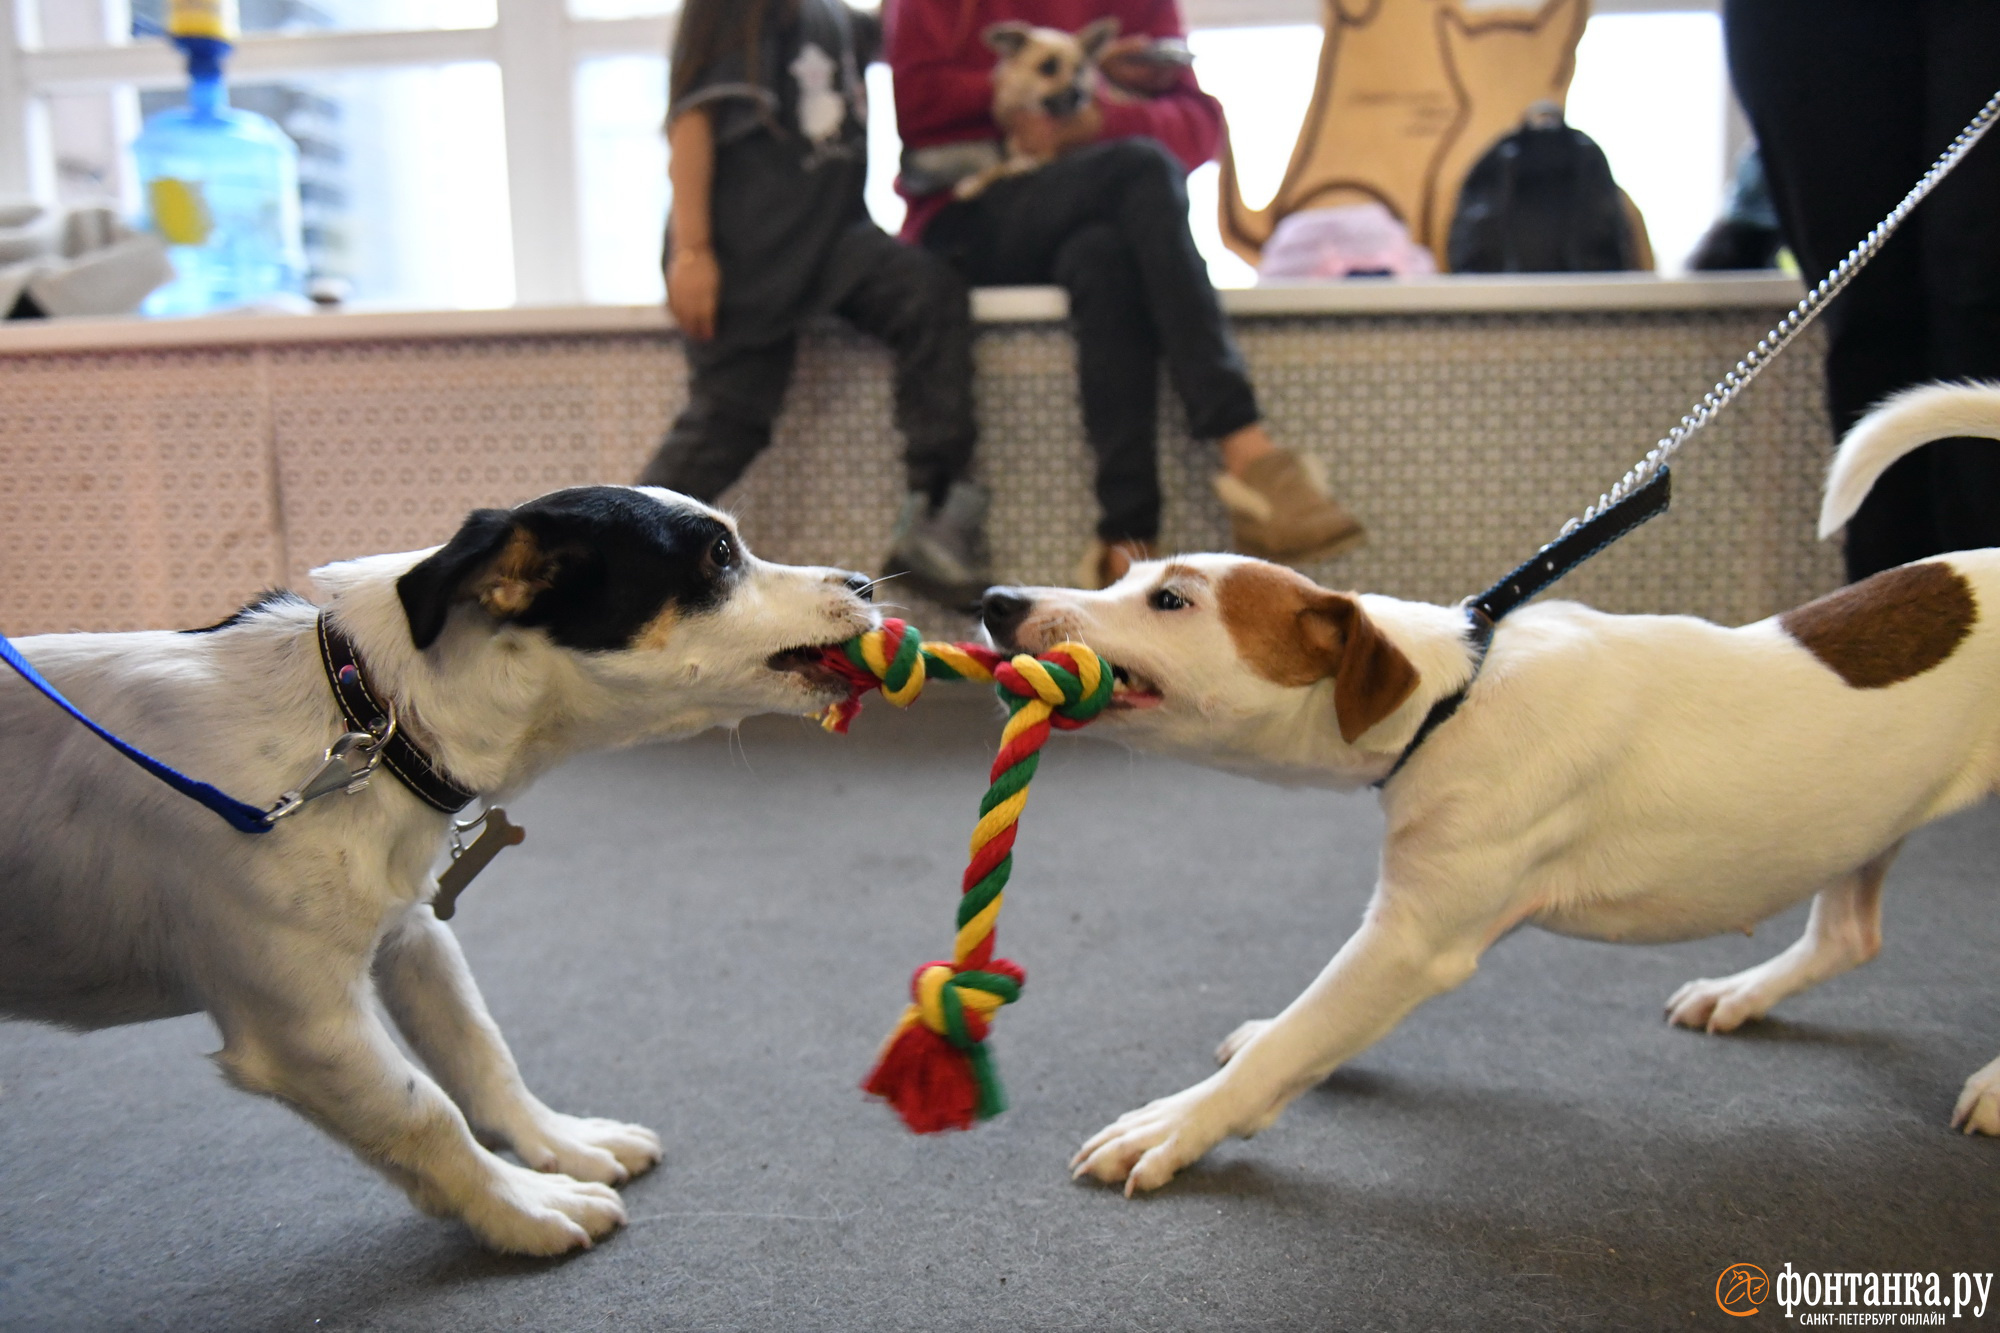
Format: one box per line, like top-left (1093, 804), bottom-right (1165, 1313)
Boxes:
top-left (640, 224), bottom-right (977, 505)
top-left (924, 138), bottom-right (1261, 543)
top-left (1726, 0), bottom-right (2000, 580)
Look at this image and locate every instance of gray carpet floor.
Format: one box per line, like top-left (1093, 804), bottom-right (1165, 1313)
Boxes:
top-left (3, 696), bottom-right (1997, 1331)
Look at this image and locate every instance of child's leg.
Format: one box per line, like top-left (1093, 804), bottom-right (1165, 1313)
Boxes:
top-left (637, 336), bottom-right (797, 500)
top-left (1051, 222), bottom-right (1163, 547)
top-left (924, 197), bottom-right (1162, 550)
top-left (933, 140), bottom-right (1252, 447)
top-left (928, 144), bottom-right (1360, 565)
top-left (831, 226), bottom-right (989, 605)
top-left (831, 228), bottom-right (977, 503)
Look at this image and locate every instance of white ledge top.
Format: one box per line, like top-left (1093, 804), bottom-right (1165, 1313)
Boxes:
top-left (0, 272), bottom-right (1805, 356)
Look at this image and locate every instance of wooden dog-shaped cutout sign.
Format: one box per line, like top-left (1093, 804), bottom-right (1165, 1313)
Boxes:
top-left (1217, 0), bottom-right (1593, 267)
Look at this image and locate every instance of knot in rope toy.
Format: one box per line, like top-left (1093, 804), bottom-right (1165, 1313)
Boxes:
top-left (817, 619), bottom-right (1113, 1133)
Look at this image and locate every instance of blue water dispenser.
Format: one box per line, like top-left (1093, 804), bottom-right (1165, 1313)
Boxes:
top-left (131, 0), bottom-right (305, 315)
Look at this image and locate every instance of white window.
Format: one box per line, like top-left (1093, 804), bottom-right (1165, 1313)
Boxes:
top-left (6, 0), bottom-right (1730, 311)
top-left (1185, 7), bottom-right (1730, 285)
top-left (574, 53), bottom-right (666, 305)
top-left (1181, 22), bottom-right (1323, 289)
top-left (1566, 9), bottom-right (1728, 276)
top-left (15, 0), bottom-right (669, 308)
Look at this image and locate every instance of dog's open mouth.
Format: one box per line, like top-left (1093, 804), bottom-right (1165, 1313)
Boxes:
top-left (766, 643), bottom-right (854, 693)
top-left (1108, 662), bottom-right (1164, 710)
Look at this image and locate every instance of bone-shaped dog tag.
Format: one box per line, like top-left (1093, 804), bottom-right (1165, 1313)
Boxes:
top-left (432, 808), bottom-right (525, 921)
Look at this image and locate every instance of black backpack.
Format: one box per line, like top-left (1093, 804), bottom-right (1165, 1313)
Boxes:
top-left (1447, 103), bottom-right (1637, 273)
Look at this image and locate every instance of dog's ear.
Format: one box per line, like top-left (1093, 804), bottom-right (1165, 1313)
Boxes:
top-left (984, 21), bottom-right (1033, 58)
top-left (1219, 563), bottom-right (1421, 742)
top-left (1077, 17), bottom-right (1120, 61)
top-left (398, 509), bottom-right (562, 650)
top-left (1299, 593), bottom-right (1421, 744)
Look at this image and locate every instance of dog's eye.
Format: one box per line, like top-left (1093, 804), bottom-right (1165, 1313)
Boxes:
top-left (1148, 587), bottom-right (1188, 612)
top-left (1038, 55), bottom-right (1060, 76)
top-left (708, 534), bottom-right (737, 571)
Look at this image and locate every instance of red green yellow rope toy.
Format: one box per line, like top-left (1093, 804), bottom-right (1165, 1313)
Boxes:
top-left (816, 618), bottom-right (1113, 1134)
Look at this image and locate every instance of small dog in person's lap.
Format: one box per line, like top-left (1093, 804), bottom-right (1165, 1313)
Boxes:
top-left (953, 18), bottom-right (1120, 200)
top-left (979, 382), bottom-right (2000, 1195)
top-left (0, 485), bottom-right (875, 1254)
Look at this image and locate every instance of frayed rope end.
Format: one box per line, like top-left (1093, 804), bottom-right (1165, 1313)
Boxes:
top-left (861, 1019), bottom-right (1004, 1134)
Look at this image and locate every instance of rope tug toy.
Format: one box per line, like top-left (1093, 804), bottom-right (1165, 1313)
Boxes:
top-left (801, 88), bottom-right (2000, 1136)
top-left (816, 618), bottom-right (1113, 1133)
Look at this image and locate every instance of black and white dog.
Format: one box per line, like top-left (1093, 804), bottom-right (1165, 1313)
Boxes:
top-left (0, 485), bottom-right (875, 1254)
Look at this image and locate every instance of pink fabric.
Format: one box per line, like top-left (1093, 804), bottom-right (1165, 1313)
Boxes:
top-left (884, 0), bottom-right (1224, 240)
top-left (1256, 205), bottom-right (1438, 283)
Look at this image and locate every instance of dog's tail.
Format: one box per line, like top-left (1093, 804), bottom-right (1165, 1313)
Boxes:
top-left (1819, 381), bottom-right (2000, 539)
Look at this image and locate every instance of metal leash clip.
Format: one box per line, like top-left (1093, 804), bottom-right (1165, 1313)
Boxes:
top-left (263, 712), bottom-right (398, 823)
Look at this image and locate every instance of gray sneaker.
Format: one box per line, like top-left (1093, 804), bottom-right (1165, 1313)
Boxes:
top-left (884, 480), bottom-right (992, 611)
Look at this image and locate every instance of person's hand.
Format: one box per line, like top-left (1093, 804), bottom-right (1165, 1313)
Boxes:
top-left (1098, 35), bottom-right (1185, 96)
top-left (1002, 102), bottom-right (1103, 159)
top-left (667, 245), bottom-right (720, 341)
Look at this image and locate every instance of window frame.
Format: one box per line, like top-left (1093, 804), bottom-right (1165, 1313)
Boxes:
top-left (0, 0), bottom-right (1723, 309)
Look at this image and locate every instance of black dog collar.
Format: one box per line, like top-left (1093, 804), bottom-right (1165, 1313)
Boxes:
top-left (1374, 466), bottom-right (1674, 789)
top-left (1373, 609), bottom-right (1493, 790)
top-left (316, 614), bottom-right (478, 815)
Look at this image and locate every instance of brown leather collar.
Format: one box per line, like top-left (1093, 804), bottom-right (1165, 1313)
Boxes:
top-left (316, 614), bottom-right (478, 815)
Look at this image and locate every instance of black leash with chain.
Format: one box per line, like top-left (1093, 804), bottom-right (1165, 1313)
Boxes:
top-left (1376, 87), bottom-right (2000, 788)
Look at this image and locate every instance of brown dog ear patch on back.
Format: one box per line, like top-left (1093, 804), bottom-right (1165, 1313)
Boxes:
top-left (1218, 563), bottom-right (1420, 742)
top-left (1780, 560), bottom-right (1977, 689)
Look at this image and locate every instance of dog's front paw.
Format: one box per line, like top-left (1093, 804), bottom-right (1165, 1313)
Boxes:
top-left (1951, 1057), bottom-right (2000, 1136)
top-left (1665, 973), bottom-right (1773, 1033)
top-left (511, 1112), bottom-right (663, 1186)
top-left (1215, 1019), bottom-right (1272, 1066)
top-left (1070, 1074), bottom-right (1243, 1197)
top-left (462, 1160), bottom-right (627, 1256)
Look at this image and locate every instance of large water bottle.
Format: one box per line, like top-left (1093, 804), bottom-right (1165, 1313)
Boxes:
top-left (131, 0), bottom-right (305, 315)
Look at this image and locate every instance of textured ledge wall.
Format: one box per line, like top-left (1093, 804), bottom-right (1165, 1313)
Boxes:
top-left (0, 309), bottom-right (1840, 637)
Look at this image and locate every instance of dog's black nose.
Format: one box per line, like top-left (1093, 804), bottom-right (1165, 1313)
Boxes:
top-left (981, 587), bottom-right (1033, 648)
top-left (842, 571), bottom-right (874, 602)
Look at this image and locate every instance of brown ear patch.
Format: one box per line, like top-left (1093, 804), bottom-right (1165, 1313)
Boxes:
top-left (1218, 562), bottom-right (1340, 686)
top-left (1217, 562), bottom-right (1420, 742)
top-left (475, 528), bottom-right (554, 619)
top-left (1780, 561), bottom-right (1977, 689)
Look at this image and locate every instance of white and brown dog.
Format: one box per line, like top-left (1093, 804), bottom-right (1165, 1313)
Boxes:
top-left (978, 382), bottom-right (2000, 1195)
top-left (0, 485), bottom-right (875, 1253)
top-left (953, 18), bottom-right (1120, 200)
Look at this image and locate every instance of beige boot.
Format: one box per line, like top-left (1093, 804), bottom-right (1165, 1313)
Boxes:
top-left (1072, 538), bottom-right (1157, 590)
top-left (1213, 448), bottom-right (1367, 564)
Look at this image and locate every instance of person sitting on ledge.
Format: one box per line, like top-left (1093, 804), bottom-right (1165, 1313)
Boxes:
top-left (637, 0), bottom-right (991, 610)
top-left (885, 0), bottom-right (1367, 587)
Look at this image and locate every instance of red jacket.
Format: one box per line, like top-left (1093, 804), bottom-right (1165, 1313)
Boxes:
top-left (884, 0), bottom-right (1224, 240)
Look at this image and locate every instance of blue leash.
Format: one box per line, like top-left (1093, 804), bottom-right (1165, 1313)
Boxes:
top-left (0, 630), bottom-right (273, 834)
